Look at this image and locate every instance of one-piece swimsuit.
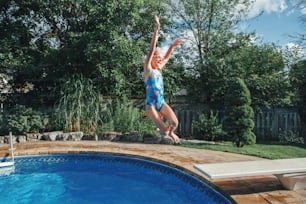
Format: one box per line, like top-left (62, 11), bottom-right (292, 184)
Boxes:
top-left (145, 69), bottom-right (165, 111)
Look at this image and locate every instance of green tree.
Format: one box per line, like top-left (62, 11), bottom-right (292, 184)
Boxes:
top-left (299, 71), bottom-right (306, 139)
top-left (1, 0), bottom-right (169, 108)
top-left (234, 43), bottom-right (291, 108)
top-left (289, 60), bottom-right (306, 104)
top-left (1, 1), bottom-right (187, 134)
top-left (291, 0), bottom-right (305, 49)
top-left (222, 77), bottom-right (256, 147)
top-left (289, 60), bottom-right (306, 139)
top-left (0, 0), bottom-right (39, 105)
top-left (164, 0), bottom-right (255, 106)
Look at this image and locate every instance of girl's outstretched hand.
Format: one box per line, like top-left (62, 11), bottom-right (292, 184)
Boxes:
top-left (154, 15), bottom-right (160, 27)
top-left (172, 38), bottom-right (182, 46)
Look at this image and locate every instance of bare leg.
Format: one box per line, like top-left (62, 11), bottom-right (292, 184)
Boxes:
top-left (146, 105), bottom-right (169, 136)
top-left (159, 103), bottom-right (180, 144)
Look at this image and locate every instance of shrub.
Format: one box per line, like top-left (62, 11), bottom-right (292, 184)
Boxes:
top-left (192, 111), bottom-right (225, 141)
top-left (101, 97), bottom-right (156, 134)
top-left (1, 105), bottom-right (49, 135)
top-left (278, 130), bottom-right (304, 145)
top-left (222, 77), bottom-right (256, 147)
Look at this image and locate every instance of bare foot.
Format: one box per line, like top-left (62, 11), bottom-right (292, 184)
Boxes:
top-left (170, 131), bottom-right (180, 144)
top-left (160, 135), bottom-right (174, 145)
top-left (159, 130), bottom-right (174, 145)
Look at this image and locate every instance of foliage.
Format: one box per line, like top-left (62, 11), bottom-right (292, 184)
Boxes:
top-left (101, 97), bottom-right (156, 134)
top-left (163, 0), bottom-right (294, 109)
top-left (293, 0), bottom-right (306, 50)
top-left (192, 111), bottom-right (225, 141)
top-left (0, 105), bottom-right (49, 135)
top-left (239, 44), bottom-right (290, 108)
top-left (222, 77), bottom-right (256, 147)
top-left (0, 0), bottom-right (170, 108)
top-left (289, 60), bottom-right (306, 121)
top-left (54, 74), bottom-right (103, 133)
top-left (163, 63), bottom-right (186, 103)
top-left (278, 130), bottom-right (305, 145)
top-left (289, 59), bottom-right (306, 141)
top-left (164, 0), bottom-right (255, 106)
top-left (211, 43), bottom-right (290, 109)
top-left (300, 75), bottom-right (306, 123)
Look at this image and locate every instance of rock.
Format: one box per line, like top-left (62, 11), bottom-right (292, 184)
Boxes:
top-left (26, 133), bottom-right (41, 141)
top-left (119, 132), bottom-right (142, 143)
top-left (143, 133), bottom-right (160, 144)
top-left (63, 132), bottom-right (83, 141)
top-left (98, 132), bottom-right (122, 141)
top-left (49, 131), bottom-right (64, 141)
top-left (39, 131), bottom-right (63, 141)
top-left (82, 133), bottom-right (98, 141)
top-left (16, 135), bottom-right (26, 143)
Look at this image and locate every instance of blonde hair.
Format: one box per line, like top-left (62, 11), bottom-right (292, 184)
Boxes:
top-left (153, 50), bottom-right (161, 56)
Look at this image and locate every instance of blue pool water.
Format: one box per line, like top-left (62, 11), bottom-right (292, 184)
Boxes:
top-left (0, 154), bottom-right (233, 204)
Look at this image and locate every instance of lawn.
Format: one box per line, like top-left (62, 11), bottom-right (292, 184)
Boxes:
top-left (182, 142), bottom-right (306, 159)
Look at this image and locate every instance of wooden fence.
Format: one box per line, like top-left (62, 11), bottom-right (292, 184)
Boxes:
top-left (173, 106), bottom-right (303, 141)
top-left (254, 108), bottom-right (302, 141)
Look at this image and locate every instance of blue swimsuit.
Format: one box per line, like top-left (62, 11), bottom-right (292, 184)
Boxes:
top-left (145, 69), bottom-right (165, 111)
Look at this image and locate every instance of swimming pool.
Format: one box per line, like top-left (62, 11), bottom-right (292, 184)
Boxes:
top-left (0, 153), bottom-right (233, 204)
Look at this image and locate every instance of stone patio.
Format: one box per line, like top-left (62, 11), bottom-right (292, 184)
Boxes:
top-left (1, 140), bottom-right (306, 204)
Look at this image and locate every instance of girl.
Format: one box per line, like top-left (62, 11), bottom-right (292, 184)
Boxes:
top-left (143, 15), bottom-right (181, 144)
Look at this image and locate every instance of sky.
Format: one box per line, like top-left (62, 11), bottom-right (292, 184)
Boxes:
top-left (244, 0), bottom-right (305, 48)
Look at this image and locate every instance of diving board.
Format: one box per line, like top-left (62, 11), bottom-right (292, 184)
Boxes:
top-left (194, 158), bottom-right (306, 190)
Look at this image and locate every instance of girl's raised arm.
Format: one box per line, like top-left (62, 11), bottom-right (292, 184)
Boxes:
top-left (144, 15), bottom-right (160, 72)
top-left (159, 38), bottom-right (182, 68)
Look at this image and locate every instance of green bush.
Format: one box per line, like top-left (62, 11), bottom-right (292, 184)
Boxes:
top-left (101, 97), bottom-right (156, 134)
top-left (192, 111), bottom-right (225, 141)
top-left (1, 105), bottom-right (49, 135)
top-left (278, 130), bottom-right (304, 145)
top-left (222, 77), bottom-right (256, 147)
top-left (54, 74), bottom-right (103, 133)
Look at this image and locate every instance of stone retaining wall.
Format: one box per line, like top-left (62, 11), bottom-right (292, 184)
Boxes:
top-left (0, 131), bottom-right (161, 144)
